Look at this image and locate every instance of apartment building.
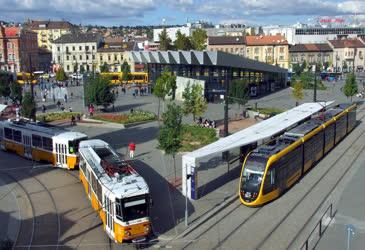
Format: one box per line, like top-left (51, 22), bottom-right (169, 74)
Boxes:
top-left (246, 35), bottom-right (289, 69)
top-left (207, 36), bottom-right (246, 56)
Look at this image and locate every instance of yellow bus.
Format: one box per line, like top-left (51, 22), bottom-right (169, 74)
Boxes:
top-left (16, 72), bottom-right (38, 85)
top-left (100, 72), bottom-right (148, 85)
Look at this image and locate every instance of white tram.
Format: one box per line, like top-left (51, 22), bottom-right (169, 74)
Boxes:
top-left (0, 118), bottom-right (87, 169)
top-left (78, 139), bottom-right (152, 243)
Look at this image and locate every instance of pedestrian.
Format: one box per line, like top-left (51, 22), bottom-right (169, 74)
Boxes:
top-left (53, 94), bottom-right (56, 103)
top-left (42, 104), bottom-right (46, 113)
top-left (76, 113), bottom-right (81, 121)
top-left (64, 93), bottom-right (68, 103)
top-left (69, 106), bottom-right (72, 112)
top-left (56, 100), bottom-right (61, 109)
top-left (71, 115), bottom-right (76, 126)
top-left (128, 142), bottom-right (136, 159)
top-left (60, 103), bottom-right (65, 111)
top-left (89, 104), bottom-right (94, 116)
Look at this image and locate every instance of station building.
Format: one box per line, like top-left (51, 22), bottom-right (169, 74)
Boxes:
top-left (129, 50), bottom-right (288, 102)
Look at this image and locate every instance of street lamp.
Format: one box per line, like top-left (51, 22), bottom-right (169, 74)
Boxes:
top-left (312, 64), bottom-right (317, 102)
top-left (185, 167), bottom-right (192, 227)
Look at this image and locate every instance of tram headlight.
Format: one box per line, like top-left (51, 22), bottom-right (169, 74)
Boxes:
top-left (144, 225), bottom-right (150, 233)
top-left (125, 230), bottom-right (131, 237)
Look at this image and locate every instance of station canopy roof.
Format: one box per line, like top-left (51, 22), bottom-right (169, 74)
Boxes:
top-left (128, 50), bottom-right (287, 73)
top-left (185, 102), bottom-right (333, 160)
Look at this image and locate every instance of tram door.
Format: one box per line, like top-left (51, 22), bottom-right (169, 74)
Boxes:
top-left (105, 195), bottom-right (114, 237)
top-left (23, 135), bottom-right (32, 159)
top-left (55, 143), bottom-right (67, 168)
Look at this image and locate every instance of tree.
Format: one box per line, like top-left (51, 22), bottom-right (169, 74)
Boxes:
top-left (158, 102), bottom-right (182, 180)
top-left (292, 63), bottom-right (302, 77)
top-left (302, 60), bottom-right (307, 72)
top-left (182, 82), bottom-right (208, 122)
top-left (121, 61), bottom-right (131, 84)
top-left (79, 65), bottom-right (85, 74)
top-left (228, 79), bottom-right (249, 109)
top-left (174, 30), bottom-right (192, 50)
top-left (9, 82), bottom-right (22, 104)
top-left (292, 81), bottom-right (304, 106)
top-left (153, 69), bottom-right (176, 121)
top-left (100, 62), bottom-right (109, 73)
top-left (85, 75), bottom-right (115, 108)
top-left (21, 91), bottom-right (36, 120)
top-left (191, 28), bottom-right (207, 51)
top-left (56, 67), bottom-right (68, 82)
top-left (159, 28), bottom-right (172, 51)
top-left (0, 71), bottom-right (11, 99)
top-left (343, 73), bottom-right (358, 102)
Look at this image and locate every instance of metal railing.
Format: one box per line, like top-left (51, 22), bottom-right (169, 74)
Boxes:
top-left (300, 203), bottom-right (336, 250)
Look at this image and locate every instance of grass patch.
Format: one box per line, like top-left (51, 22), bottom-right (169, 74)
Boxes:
top-left (37, 112), bottom-right (82, 122)
top-left (93, 110), bottom-right (156, 124)
top-left (180, 124), bottom-right (218, 152)
top-left (251, 107), bottom-right (284, 115)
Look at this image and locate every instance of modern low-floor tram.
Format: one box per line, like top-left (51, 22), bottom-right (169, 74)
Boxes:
top-left (0, 118), bottom-right (87, 169)
top-left (239, 103), bottom-right (357, 207)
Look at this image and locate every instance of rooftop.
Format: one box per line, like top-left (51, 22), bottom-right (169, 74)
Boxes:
top-left (208, 36), bottom-right (246, 45)
top-left (53, 33), bottom-right (100, 44)
top-left (24, 20), bottom-right (74, 30)
top-left (246, 35), bottom-right (288, 46)
top-left (328, 38), bottom-right (365, 48)
top-left (289, 43), bottom-right (333, 52)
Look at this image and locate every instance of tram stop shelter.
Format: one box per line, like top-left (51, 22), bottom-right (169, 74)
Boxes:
top-left (182, 102), bottom-right (333, 200)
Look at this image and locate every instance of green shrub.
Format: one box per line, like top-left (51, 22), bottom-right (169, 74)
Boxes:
top-left (252, 108), bottom-right (284, 115)
top-left (180, 124), bottom-right (218, 152)
top-left (37, 112), bottom-right (82, 122)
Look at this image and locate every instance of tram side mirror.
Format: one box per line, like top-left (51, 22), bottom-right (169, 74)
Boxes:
top-left (149, 197), bottom-right (154, 207)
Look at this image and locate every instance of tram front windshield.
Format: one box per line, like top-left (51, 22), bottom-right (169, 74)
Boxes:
top-left (69, 137), bottom-right (88, 154)
top-left (116, 195), bottom-right (149, 222)
top-left (241, 157), bottom-right (266, 193)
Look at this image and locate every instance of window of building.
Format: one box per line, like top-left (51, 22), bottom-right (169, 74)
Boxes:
top-left (73, 55), bottom-right (76, 60)
top-left (57, 56), bottom-right (60, 62)
top-left (67, 65), bottom-right (70, 71)
top-left (231, 48), bottom-right (234, 53)
top-left (92, 45), bottom-right (95, 50)
top-left (92, 55), bottom-right (95, 60)
top-left (359, 51), bottom-right (363, 58)
top-left (66, 55), bottom-right (69, 61)
top-left (279, 47), bottom-right (285, 53)
top-left (247, 49), bottom-right (250, 54)
top-left (86, 55), bottom-right (89, 60)
top-left (114, 55), bottom-right (117, 60)
top-left (7, 42), bottom-right (12, 49)
top-left (79, 46), bottom-right (82, 51)
top-left (108, 55), bottom-right (111, 61)
top-left (254, 56), bottom-right (259, 61)
top-left (254, 48), bottom-right (259, 54)
top-left (85, 46), bottom-right (89, 51)
top-left (279, 56), bottom-right (284, 61)
top-left (72, 46), bottom-right (75, 51)
top-left (32, 135), bottom-right (42, 147)
top-left (57, 46), bottom-right (60, 52)
top-left (100, 55), bottom-right (103, 61)
top-left (79, 55), bottom-right (82, 60)
top-left (42, 137), bottom-right (53, 151)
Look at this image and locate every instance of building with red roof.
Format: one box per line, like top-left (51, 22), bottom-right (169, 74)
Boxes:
top-left (328, 38), bottom-right (365, 72)
top-left (0, 25), bottom-right (39, 73)
top-left (289, 43), bottom-right (333, 69)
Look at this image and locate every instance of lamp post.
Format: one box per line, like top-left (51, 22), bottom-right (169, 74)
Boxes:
top-left (185, 164), bottom-right (192, 227)
top-left (312, 64), bottom-right (317, 102)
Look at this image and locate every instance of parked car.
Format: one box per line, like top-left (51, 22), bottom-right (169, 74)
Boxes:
top-left (49, 73), bottom-right (55, 78)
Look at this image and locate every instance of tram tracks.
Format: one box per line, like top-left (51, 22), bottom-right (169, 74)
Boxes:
top-left (212, 109), bottom-right (365, 249)
top-left (176, 106), bottom-right (365, 249)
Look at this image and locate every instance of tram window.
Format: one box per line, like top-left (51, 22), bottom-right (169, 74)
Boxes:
top-left (32, 135), bottom-right (42, 147)
top-left (79, 158), bottom-right (86, 173)
top-left (91, 173), bottom-right (97, 194)
top-left (115, 198), bottom-right (123, 220)
top-left (13, 130), bottom-right (22, 142)
top-left (69, 138), bottom-right (86, 154)
top-left (42, 137), bottom-right (53, 151)
top-left (4, 128), bottom-right (13, 140)
top-left (96, 180), bottom-right (102, 202)
top-left (270, 168), bottom-right (275, 185)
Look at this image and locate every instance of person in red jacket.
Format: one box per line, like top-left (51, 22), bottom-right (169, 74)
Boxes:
top-left (129, 142), bottom-right (136, 159)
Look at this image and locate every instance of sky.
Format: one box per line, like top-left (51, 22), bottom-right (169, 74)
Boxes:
top-left (0, 0), bottom-right (365, 26)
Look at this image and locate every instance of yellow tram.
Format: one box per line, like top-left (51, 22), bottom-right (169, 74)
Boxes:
top-left (239, 103), bottom-right (357, 207)
top-left (0, 118), bottom-right (88, 169)
top-left (78, 139), bottom-right (152, 243)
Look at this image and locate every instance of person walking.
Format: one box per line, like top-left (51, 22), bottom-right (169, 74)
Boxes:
top-left (128, 142), bottom-right (136, 159)
top-left (42, 104), bottom-right (46, 113)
